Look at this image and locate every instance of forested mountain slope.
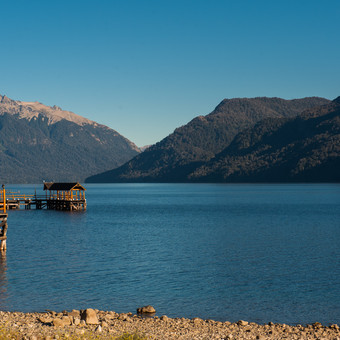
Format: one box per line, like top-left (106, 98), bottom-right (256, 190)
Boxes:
top-left (86, 97), bottom-right (330, 183)
top-left (0, 95), bottom-right (140, 183)
top-left (190, 97), bottom-right (340, 182)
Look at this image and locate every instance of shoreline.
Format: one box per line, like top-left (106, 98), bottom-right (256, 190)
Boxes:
top-left (1, 309), bottom-right (339, 340)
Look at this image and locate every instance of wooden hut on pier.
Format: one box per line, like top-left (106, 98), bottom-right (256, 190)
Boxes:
top-left (38, 182), bottom-right (87, 211)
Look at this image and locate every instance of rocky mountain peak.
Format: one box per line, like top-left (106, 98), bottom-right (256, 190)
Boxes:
top-left (0, 94), bottom-right (96, 127)
top-left (52, 105), bottom-right (62, 111)
top-left (333, 96), bottom-right (340, 104)
top-left (0, 95), bottom-right (14, 104)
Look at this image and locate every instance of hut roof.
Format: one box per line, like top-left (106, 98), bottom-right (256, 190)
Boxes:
top-left (43, 182), bottom-right (54, 190)
top-left (43, 182), bottom-right (86, 191)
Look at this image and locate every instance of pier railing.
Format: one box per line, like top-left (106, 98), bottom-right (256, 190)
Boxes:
top-left (0, 192), bottom-right (34, 200)
top-left (0, 193), bottom-right (86, 211)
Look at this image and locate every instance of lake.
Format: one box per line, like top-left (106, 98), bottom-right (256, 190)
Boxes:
top-left (1, 183), bottom-right (340, 325)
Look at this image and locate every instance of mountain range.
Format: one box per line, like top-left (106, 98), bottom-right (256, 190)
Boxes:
top-left (86, 97), bottom-right (332, 183)
top-left (0, 95), bottom-right (140, 183)
top-left (2, 93), bottom-right (337, 184)
top-left (190, 97), bottom-right (340, 182)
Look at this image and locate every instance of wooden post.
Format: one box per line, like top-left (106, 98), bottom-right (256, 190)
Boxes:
top-left (2, 184), bottom-right (6, 214)
top-left (0, 251), bottom-right (6, 278)
top-left (0, 185), bottom-right (7, 251)
top-left (0, 216), bottom-right (7, 252)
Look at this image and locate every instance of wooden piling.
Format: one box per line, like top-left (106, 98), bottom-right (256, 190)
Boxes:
top-left (2, 184), bottom-right (6, 214)
top-left (0, 185), bottom-right (7, 252)
top-left (0, 214), bottom-right (8, 252)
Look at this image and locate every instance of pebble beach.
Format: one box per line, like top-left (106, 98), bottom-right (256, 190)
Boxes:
top-left (0, 308), bottom-right (339, 340)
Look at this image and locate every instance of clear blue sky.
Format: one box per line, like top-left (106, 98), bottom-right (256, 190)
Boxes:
top-left (1, 0), bottom-right (339, 147)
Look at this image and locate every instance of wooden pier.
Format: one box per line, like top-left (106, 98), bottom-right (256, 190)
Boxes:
top-left (0, 182), bottom-right (87, 212)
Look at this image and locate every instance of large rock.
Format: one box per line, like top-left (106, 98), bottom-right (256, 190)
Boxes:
top-left (68, 310), bottom-right (80, 318)
top-left (81, 308), bottom-right (99, 325)
top-left (312, 322), bottom-right (323, 329)
top-left (237, 320), bottom-right (249, 326)
top-left (137, 305), bottom-right (156, 314)
top-left (160, 315), bottom-right (168, 321)
top-left (52, 316), bottom-right (71, 327)
top-left (38, 316), bottom-right (53, 324)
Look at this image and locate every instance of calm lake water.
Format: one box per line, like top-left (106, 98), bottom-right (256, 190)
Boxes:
top-left (1, 183), bottom-right (340, 325)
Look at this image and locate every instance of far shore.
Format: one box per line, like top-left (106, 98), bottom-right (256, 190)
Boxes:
top-left (0, 308), bottom-right (339, 339)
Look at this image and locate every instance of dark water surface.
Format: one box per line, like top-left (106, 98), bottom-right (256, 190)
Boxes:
top-left (1, 184), bottom-right (340, 325)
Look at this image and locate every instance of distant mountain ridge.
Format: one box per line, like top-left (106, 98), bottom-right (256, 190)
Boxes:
top-left (1, 94), bottom-right (96, 127)
top-left (0, 94), bottom-right (140, 183)
top-left (86, 96), bottom-right (330, 183)
top-left (190, 97), bottom-right (340, 182)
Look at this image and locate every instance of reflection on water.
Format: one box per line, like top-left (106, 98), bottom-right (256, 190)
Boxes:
top-left (0, 252), bottom-right (8, 310)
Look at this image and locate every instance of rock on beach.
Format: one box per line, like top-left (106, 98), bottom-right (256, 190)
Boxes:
top-left (80, 308), bottom-right (99, 325)
top-left (137, 305), bottom-right (156, 314)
